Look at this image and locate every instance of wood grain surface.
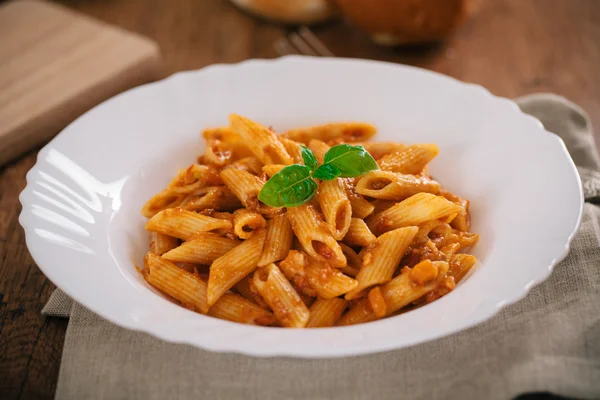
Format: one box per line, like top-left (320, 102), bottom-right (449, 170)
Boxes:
top-left (0, 0), bottom-right (162, 167)
top-left (1, 0), bottom-right (599, 398)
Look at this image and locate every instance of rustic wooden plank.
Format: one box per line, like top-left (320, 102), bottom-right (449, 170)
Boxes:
top-left (0, 239), bottom-right (67, 400)
top-left (1, 1), bottom-right (599, 399)
top-left (0, 0), bottom-right (162, 166)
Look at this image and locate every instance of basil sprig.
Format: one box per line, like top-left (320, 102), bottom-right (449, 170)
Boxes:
top-left (258, 144), bottom-right (378, 207)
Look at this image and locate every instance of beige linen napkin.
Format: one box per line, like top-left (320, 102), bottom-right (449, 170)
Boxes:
top-left (42, 94), bottom-right (600, 400)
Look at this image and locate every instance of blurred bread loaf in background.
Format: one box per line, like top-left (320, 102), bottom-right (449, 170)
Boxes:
top-left (332, 0), bottom-right (480, 45)
top-left (229, 0), bottom-right (479, 45)
top-left (230, 0), bottom-right (335, 24)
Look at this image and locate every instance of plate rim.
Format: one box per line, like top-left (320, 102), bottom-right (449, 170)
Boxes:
top-left (19, 56), bottom-right (584, 358)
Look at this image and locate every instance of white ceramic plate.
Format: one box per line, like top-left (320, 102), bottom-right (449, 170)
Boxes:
top-left (19, 57), bottom-right (582, 358)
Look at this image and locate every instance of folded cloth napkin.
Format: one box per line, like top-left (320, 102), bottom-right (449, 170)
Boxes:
top-left (43, 94), bottom-right (600, 400)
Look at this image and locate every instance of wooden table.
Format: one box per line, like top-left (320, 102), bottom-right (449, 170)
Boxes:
top-left (1, 1), bottom-right (599, 398)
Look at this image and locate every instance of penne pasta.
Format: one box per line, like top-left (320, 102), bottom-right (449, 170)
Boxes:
top-left (343, 218), bottom-right (376, 247)
top-left (440, 189), bottom-right (471, 232)
top-left (319, 178), bottom-right (352, 240)
top-left (140, 115), bottom-right (479, 328)
top-left (345, 226), bottom-right (418, 299)
top-left (233, 209), bottom-right (267, 239)
top-left (286, 204), bottom-right (346, 267)
top-left (141, 191), bottom-right (185, 219)
top-left (202, 139), bottom-right (233, 167)
top-left (338, 260), bottom-right (449, 325)
top-left (149, 231), bottom-right (179, 256)
top-left (207, 229), bottom-right (267, 306)
top-left (168, 165), bottom-right (223, 193)
top-left (449, 253), bottom-right (477, 282)
top-left (201, 128), bottom-right (253, 166)
top-left (307, 139), bottom-right (330, 164)
top-left (279, 250), bottom-right (319, 297)
top-left (142, 165), bottom-right (223, 217)
top-left (279, 250), bottom-right (358, 298)
top-left (202, 126), bottom-right (240, 142)
top-left (145, 252), bottom-right (274, 325)
top-left (336, 298), bottom-right (376, 326)
top-left (304, 258), bottom-right (358, 298)
top-left (356, 170), bottom-right (440, 201)
top-left (178, 262), bottom-right (200, 274)
top-left (378, 144), bottom-right (439, 174)
top-left (161, 233), bottom-right (240, 264)
top-left (208, 292), bottom-right (276, 326)
top-left (279, 137), bottom-right (304, 164)
top-left (220, 168), bottom-right (264, 208)
top-left (385, 260), bottom-right (450, 310)
top-left (225, 156), bottom-right (265, 175)
top-left (258, 214), bottom-right (293, 266)
top-left (339, 243), bottom-right (362, 277)
top-left (370, 199), bottom-right (396, 215)
top-left (306, 298), bottom-right (347, 328)
top-left (262, 164), bottom-right (286, 177)
top-left (368, 287), bottom-right (387, 318)
top-left (229, 114), bottom-right (293, 165)
top-left (253, 264), bottom-right (310, 328)
top-left (233, 276), bottom-right (270, 309)
top-left (367, 193), bottom-right (462, 235)
top-left (349, 195), bottom-right (375, 219)
top-left (360, 142), bottom-right (406, 160)
top-left (220, 168), bottom-right (280, 216)
top-left (282, 122), bottom-right (376, 145)
top-left (179, 186), bottom-right (242, 212)
top-left (142, 252), bottom-right (209, 314)
top-left (145, 208), bottom-right (233, 240)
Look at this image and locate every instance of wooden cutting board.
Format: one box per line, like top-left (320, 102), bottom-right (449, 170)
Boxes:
top-left (0, 0), bottom-right (163, 166)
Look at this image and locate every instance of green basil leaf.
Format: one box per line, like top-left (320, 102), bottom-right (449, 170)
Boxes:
top-left (300, 145), bottom-right (318, 171)
top-left (258, 165), bottom-right (318, 207)
top-left (313, 163), bottom-right (340, 181)
top-left (323, 144), bottom-right (379, 177)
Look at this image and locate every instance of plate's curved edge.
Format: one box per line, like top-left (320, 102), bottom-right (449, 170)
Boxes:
top-left (17, 56), bottom-right (585, 358)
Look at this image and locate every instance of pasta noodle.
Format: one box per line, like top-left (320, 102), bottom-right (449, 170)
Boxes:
top-left (318, 178), bottom-right (352, 240)
top-left (279, 137), bottom-right (304, 164)
top-left (225, 156), bottom-right (264, 175)
top-left (283, 122), bottom-right (376, 145)
top-left (161, 233), bottom-right (240, 264)
top-left (338, 260), bottom-right (449, 326)
top-left (207, 292), bottom-right (276, 326)
top-left (339, 243), bottom-right (362, 277)
top-left (233, 209), bottom-right (267, 239)
top-left (308, 139), bottom-right (330, 164)
top-left (286, 204), bottom-right (346, 267)
top-left (253, 264), bottom-right (310, 328)
top-left (360, 142), bottom-right (406, 160)
top-left (258, 214), bottom-right (293, 266)
top-left (140, 115), bottom-right (479, 328)
top-left (229, 114), bottom-right (293, 165)
top-left (178, 186), bottom-right (242, 212)
top-left (146, 208), bottom-right (232, 240)
top-left (149, 232), bottom-right (179, 256)
top-left (345, 226), bottom-right (418, 299)
top-left (349, 195), bottom-right (375, 219)
top-left (207, 229), bottom-right (267, 306)
top-left (378, 144), bottom-right (439, 174)
top-left (356, 170), bottom-right (440, 201)
top-left (262, 164), bottom-right (286, 177)
top-left (343, 218), bottom-right (376, 247)
top-left (367, 193), bottom-right (462, 235)
top-left (142, 252), bottom-right (209, 314)
top-left (306, 298), bottom-right (347, 328)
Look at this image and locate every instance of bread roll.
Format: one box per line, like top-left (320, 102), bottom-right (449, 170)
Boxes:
top-left (231, 0), bottom-right (335, 25)
top-left (333, 0), bottom-right (480, 45)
